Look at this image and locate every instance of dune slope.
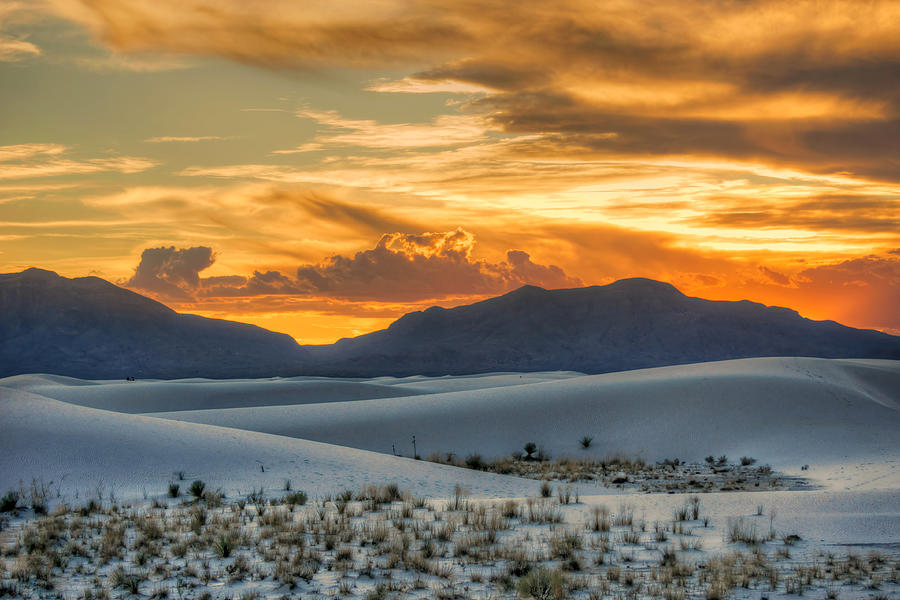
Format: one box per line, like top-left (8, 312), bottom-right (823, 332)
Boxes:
top-left (0, 388), bottom-right (551, 500)
top-left (143, 358), bottom-right (900, 482)
top-left (0, 376), bottom-right (422, 413)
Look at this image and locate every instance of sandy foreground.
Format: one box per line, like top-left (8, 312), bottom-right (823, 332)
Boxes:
top-left (0, 357), bottom-right (897, 598)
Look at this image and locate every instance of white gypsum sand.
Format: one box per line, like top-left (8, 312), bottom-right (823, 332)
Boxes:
top-left (0, 357), bottom-right (897, 599)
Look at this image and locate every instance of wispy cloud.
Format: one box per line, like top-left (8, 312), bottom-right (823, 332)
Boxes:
top-left (145, 136), bottom-right (233, 143)
top-left (0, 35), bottom-right (39, 61)
top-left (0, 144), bottom-right (157, 180)
top-left (71, 53), bottom-right (188, 72)
top-left (281, 110), bottom-right (489, 151)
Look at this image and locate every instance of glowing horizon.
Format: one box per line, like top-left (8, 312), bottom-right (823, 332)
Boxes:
top-left (1, 1), bottom-right (898, 343)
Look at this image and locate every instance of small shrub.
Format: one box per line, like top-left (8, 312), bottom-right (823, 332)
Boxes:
top-left (167, 484), bottom-right (179, 498)
top-left (727, 517), bottom-right (762, 545)
top-left (109, 567), bottom-right (143, 594)
top-left (0, 491), bottom-right (18, 512)
top-left (579, 436), bottom-right (593, 449)
top-left (465, 454), bottom-right (486, 470)
top-left (540, 481), bottom-right (552, 498)
top-left (517, 566), bottom-right (566, 600)
top-left (189, 480), bottom-right (206, 499)
top-left (740, 456), bottom-right (757, 466)
top-left (524, 442), bottom-right (537, 458)
top-left (214, 533), bottom-right (238, 558)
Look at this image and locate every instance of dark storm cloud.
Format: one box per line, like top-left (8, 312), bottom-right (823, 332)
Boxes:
top-left (125, 246), bottom-right (214, 299)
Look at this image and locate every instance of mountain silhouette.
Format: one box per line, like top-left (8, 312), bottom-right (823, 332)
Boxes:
top-left (0, 268), bottom-right (305, 378)
top-left (1, 269), bottom-right (898, 378)
top-left (304, 278), bottom-right (900, 376)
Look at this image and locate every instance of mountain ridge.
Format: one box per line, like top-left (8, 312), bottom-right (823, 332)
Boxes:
top-left (1, 268), bottom-right (898, 378)
top-left (0, 267), bottom-right (306, 379)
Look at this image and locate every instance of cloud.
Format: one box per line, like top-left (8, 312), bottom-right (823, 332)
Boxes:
top-left (285, 110), bottom-right (489, 151)
top-left (201, 270), bottom-right (306, 297)
top-left (86, 185), bottom-right (426, 264)
top-left (0, 35), bottom-right (39, 61)
top-left (294, 228), bottom-right (582, 301)
top-left (46, 0), bottom-right (473, 68)
top-left (145, 136), bottom-right (231, 143)
top-left (758, 266), bottom-right (791, 286)
top-left (0, 143), bottom-right (157, 180)
top-left (125, 246), bottom-right (215, 299)
top-left (45, 0), bottom-right (900, 181)
top-left (123, 230), bottom-right (581, 304)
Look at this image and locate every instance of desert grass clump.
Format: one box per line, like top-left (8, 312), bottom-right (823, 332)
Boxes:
top-left (589, 506), bottom-right (611, 532)
top-left (525, 498), bottom-right (562, 524)
top-left (99, 522), bottom-right (126, 562)
top-left (517, 566), bottom-right (567, 600)
top-left (579, 436), bottom-right (593, 449)
top-left (727, 517), bottom-right (762, 545)
top-left (167, 483), bottom-right (179, 498)
top-left (540, 481), bottom-right (552, 498)
top-left (465, 453), bottom-right (486, 470)
top-left (689, 495), bottom-right (701, 520)
top-left (213, 532), bottom-right (238, 558)
top-left (284, 490), bottom-right (308, 509)
top-left (0, 490), bottom-right (19, 512)
top-left (188, 480), bottom-right (205, 500)
top-left (613, 504), bottom-right (634, 527)
top-left (109, 567), bottom-right (143, 594)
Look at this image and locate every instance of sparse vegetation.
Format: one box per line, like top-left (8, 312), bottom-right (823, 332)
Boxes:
top-left (0, 479), bottom-right (893, 600)
top-left (424, 452), bottom-right (794, 493)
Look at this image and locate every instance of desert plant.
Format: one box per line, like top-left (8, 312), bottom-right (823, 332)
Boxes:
top-left (517, 566), bottom-right (567, 600)
top-left (727, 517), bottom-right (762, 545)
top-left (214, 533), bottom-right (238, 558)
top-left (579, 436), bottom-right (593, 449)
top-left (740, 456), bottom-right (757, 466)
top-left (109, 567), bottom-right (143, 594)
top-left (167, 483), bottom-right (179, 498)
top-left (284, 490), bottom-right (308, 508)
top-left (0, 491), bottom-right (18, 512)
top-left (540, 481), bottom-right (552, 498)
top-left (465, 453), bottom-right (486, 470)
top-left (189, 480), bottom-right (206, 499)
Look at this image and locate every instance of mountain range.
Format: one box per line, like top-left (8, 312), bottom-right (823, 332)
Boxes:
top-left (1, 268), bottom-right (898, 378)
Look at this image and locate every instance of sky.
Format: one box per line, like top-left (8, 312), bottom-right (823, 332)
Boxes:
top-left (1, 0), bottom-right (898, 343)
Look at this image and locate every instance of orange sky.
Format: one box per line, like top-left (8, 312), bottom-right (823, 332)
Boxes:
top-left (1, 0), bottom-right (898, 342)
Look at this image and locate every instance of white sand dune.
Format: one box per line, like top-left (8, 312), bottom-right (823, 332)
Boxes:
top-left (1, 357), bottom-right (898, 506)
top-left (0, 376), bottom-right (422, 413)
top-left (373, 371), bottom-right (585, 394)
top-left (136, 358), bottom-right (900, 488)
top-left (0, 388), bottom-right (560, 501)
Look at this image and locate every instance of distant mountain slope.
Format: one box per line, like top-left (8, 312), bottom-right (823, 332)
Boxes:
top-left (2, 269), bottom-right (899, 379)
top-left (0, 268), bottom-right (305, 378)
top-left (304, 279), bottom-right (900, 376)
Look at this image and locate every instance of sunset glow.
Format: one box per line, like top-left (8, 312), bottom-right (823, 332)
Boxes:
top-left (1, 0), bottom-right (898, 342)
